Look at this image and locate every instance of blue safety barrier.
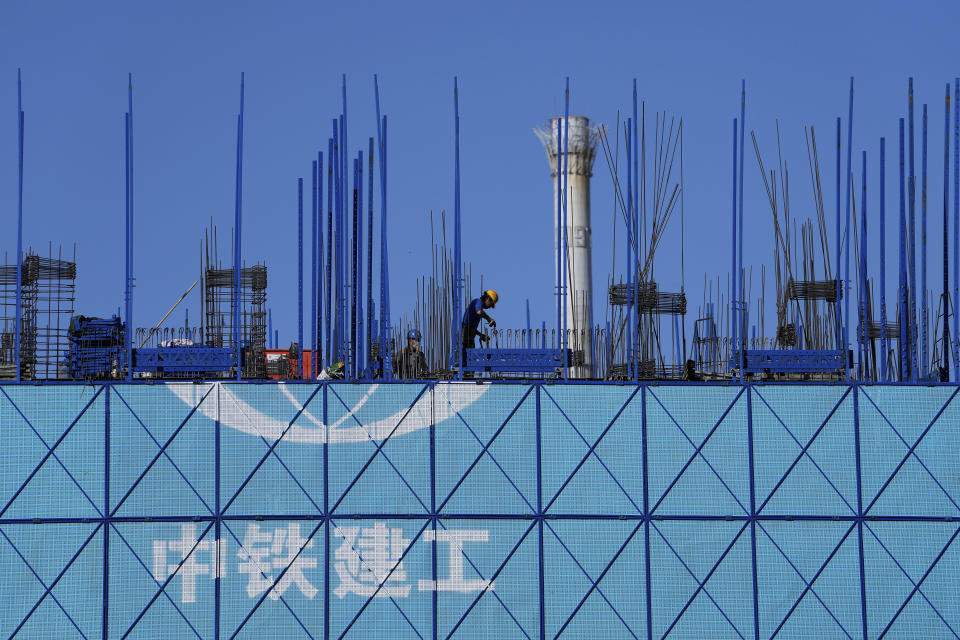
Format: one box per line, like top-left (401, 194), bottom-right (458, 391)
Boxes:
top-left (133, 347), bottom-right (235, 375)
top-left (464, 348), bottom-right (570, 374)
top-left (0, 382), bottom-right (957, 638)
top-left (732, 349), bottom-right (847, 376)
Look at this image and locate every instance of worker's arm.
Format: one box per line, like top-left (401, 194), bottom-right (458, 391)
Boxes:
top-left (478, 310), bottom-right (496, 328)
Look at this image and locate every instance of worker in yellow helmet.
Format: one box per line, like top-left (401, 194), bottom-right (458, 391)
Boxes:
top-left (461, 290), bottom-right (498, 366)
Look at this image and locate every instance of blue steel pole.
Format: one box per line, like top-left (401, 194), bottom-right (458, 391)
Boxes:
top-left (738, 81), bottom-right (746, 381)
top-left (562, 78), bottom-right (570, 380)
top-left (357, 150), bottom-right (364, 379)
top-left (626, 118), bottom-right (633, 380)
top-left (943, 86), bottom-right (951, 379)
top-left (15, 70), bottom-right (23, 382)
top-left (556, 118), bottom-right (562, 355)
top-left (317, 152), bottom-right (324, 375)
top-left (732, 117), bottom-right (738, 379)
top-left (351, 155), bottom-right (360, 379)
top-left (350, 157), bottom-right (357, 378)
top-left (954, 79), bottom-right (959, 381)
top-left (836, 118), bottom-right (843, 354)
top-left (332, 121), bottom-right (341, 364)
top-left (326, 139), bottom-right (334, 368)
top-left (341, 75), bottom-right (348, 249)
top-left (312, 162), bottom-right (318, 378)
top-left (908, 79), bottom-right (917, 381)
top-left (921, 104), bottom-right (928, 379)
top-left (374, 77), bottom-right (389, 379)
top-left (366, 139), bottom-right (374, 379)
top-left (860, 152), bottom-right (868, 380)
top-left (633, 81), bottom-right (639, 382)
top-left (338, 117), bottom-right (346, 369)
top-left (381, 116), bottom-right (391, 379)
top-left (880, 139), bottom-right (888, 382)
top-left (298, 177), bottom-right (304, 377)
top-left (126, 75), bottom-right (134, 381)
top-left (844, 78), bottom-right (854, 382)
top-left (454, 78), bottom-right (462, 378)
top-left (899, 119), bottom-right (908, 381)
top-left (268, 308), bottom-right (273, 350)
top-left (233, 74), bottom-right (244, 381)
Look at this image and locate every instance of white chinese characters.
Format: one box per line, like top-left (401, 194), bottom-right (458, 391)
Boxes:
top-left (152, 522), bottom-right (492, 604)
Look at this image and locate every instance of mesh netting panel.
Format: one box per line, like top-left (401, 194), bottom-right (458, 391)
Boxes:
top-left (1, 382), bottom-right (959, 637)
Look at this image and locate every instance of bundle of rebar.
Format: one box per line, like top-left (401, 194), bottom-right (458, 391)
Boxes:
top-left (785, 278), bottom-right (841, 302)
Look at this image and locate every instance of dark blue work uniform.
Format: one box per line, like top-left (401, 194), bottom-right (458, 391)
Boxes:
top-left (461, 298), bottom-right (484, 360)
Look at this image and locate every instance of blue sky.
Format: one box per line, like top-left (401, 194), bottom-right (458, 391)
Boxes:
top-left (1, 1), bottom-right (958, 348)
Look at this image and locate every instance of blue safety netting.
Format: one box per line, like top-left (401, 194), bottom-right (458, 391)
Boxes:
top-left (0, 381), bottom-right (957, 639)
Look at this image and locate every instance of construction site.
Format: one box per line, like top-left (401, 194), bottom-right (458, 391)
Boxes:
top-left (2, 70), bottom-right (960, 639)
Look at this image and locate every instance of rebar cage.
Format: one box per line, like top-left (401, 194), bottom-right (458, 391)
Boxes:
top-left (0, 381), bottom-right (958, 638)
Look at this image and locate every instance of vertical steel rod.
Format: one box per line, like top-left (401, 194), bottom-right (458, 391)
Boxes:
top-left (732, 117), bottom-right (738, 379)
top-left (562, 78), bottom-right (570, 380)
top-left (453, 78), bottom-right (462, 379)
top-left (899, 119), bottom-right (909, 381)
top-left (633, 81), bottom-right (639, 382)
top-left (880, 138), bottom-right (888, 382)
top-left (326, 139), bottom-right (334, 368)
top-left (954, 79), bottom-right (959, 380)
top-left (126, 75), bottom-right (134, 381)
top-left (380, 115), bottom-right (388, 380)
top-left (837, 117), bottom-right (843, 355)
top-left (921, 104), bottom-right (928, 379)
top-left (738, 81), bottom-right (746, 381)
top-left (15, 69), bottom-right (23, 382)
top-left (298, 177), bottom-right (304, 377)
top-left (366, 139), bottom-right (374, 379)
top-left (844, 78), bottom-right (854, 381)
top-left (860, 151), bottom-right (868, 379)
top-left (626, 117), bottom-right (634, 380)
top-left (233, 73), bottom-right (244, 381)
top-left (908, 79), bottom-right (917, 380)
top-left (943, 86), bottom-right (951, 379)
top-left (311, 162), bottom-right (318, 378)
top-left (317, 152), bottom-right (324, 376)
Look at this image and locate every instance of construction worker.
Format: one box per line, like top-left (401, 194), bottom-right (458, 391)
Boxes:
top-left (394, 329), bottom-right (428, 379)
top-left (461, 290), bottom-right (498, 366)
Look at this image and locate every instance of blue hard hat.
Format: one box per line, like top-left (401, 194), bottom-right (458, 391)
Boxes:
top-left (407, 329), bottom-right (422, 341)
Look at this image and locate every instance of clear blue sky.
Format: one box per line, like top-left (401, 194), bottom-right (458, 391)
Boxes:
top-left (1, 1), bottom-right (958, 347)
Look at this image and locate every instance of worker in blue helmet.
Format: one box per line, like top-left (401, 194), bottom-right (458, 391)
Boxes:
top-left (394, 328), bottom-right (429, 379)
top-left (461, 290), bottom-right (498, 367)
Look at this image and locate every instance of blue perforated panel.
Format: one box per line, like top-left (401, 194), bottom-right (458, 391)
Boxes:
top-left (0, 382), bottom-right (957, 638)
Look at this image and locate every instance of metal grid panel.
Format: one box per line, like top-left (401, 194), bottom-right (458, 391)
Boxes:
top-left (0, 385), bottom-right (104, 520)
top-left (0, 522), bottom-right (102, 638)
top-left (540, 384), bottom-right (642, 516)
top-left (220, 383), bottom-right (324, 517)
top-left (1, 381), bottom-right (959, 639)
top-left (859, 386), bottom-right (960, 518)
top-left (752, 385), bottom-right (857, 517)
top-left (110, 383), bottom-right (216, 518)
top-left (327, 383), bottom-right (430, 516)
top-left (435, 383), bottom-right (536, 516)
top-left (646, 385), bottom-right (749, 517)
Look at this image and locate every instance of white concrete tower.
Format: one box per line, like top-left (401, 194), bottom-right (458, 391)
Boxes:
top-left (534, 116), bottom-right (602, 378)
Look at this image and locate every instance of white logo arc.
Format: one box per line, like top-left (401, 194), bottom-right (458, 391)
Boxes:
top-left (169, 382), bottom-right (490, 444)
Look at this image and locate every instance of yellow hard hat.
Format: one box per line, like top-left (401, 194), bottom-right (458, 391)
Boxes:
top-left (484, 290), bottom-right (499, 306)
